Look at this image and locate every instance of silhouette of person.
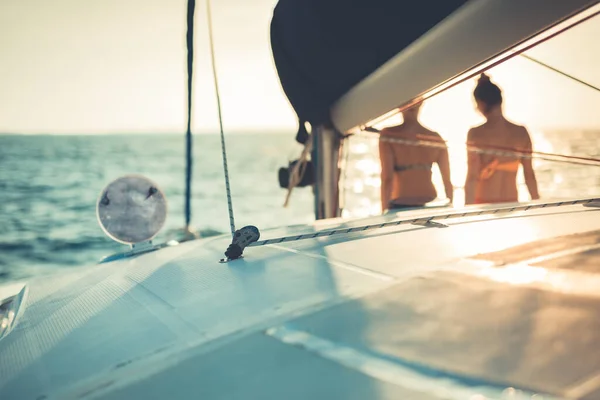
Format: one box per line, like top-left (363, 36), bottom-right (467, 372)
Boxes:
top-left (465, 73), bottom-right (540, 205)
top-left (379, 102), bottom-right (453, 212)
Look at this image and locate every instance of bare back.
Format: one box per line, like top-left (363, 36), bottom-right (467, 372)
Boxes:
top-left (379, 124), bottom-right (450, 208)
top-left (466, 120), bottom-right (533, 204)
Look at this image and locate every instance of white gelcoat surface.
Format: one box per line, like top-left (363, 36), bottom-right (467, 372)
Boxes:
top-left (1, 202), bottom-right (600, 399)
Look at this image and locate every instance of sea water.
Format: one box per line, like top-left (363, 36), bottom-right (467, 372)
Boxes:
top-left (1, 130), bottom-right (600, 284)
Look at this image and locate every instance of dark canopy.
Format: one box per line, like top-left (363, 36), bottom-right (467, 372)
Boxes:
top-left (270, 0), bottom-right (470, 140)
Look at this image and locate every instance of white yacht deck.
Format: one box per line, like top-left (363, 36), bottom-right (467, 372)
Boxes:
top-left (1, 201), bottom-right (600, 399)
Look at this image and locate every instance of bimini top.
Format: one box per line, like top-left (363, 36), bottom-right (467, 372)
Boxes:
top-left (270, 0), bottom-right (598, 134)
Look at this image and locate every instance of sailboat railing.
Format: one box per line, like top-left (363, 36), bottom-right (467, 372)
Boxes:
top-left (251, 197), bottom-right (600, 246)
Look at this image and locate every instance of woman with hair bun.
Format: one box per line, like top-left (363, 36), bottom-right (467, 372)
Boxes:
top-left (464, 73), bottom-right (539, 205)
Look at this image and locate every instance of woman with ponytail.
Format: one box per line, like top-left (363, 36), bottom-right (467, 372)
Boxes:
top-left (464, 73), bottom-right (539, 205)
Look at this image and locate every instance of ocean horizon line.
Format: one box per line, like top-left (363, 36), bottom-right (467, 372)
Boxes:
top-left (0, 129), bottom-right (297, 137)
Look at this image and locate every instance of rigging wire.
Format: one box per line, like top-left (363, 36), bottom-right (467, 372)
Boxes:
top-left (352, 44), bottom-right (600, 169)
top-left (358, 128), bottom-right (600, 168)
top-left (206, 0), bottom-right (236, 238)
top-left (266, 56), bottom-right (600, 247)
top-left (520, 54), bottom-right (600, 93)
top-left (251, 197), bottom-right (600, 246)
top-left (195, 1), bottom-right (600, 250)
top-left (184, 0), bottom-right (195, 230)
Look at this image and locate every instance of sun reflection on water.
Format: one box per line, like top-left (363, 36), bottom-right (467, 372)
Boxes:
top-left (342, 124), bottom-right (600, 217)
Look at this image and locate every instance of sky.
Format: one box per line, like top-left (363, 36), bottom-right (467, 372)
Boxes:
top-left (0, 0), bottom-right (296, 134)
top-left (0, 0), bottom-right (599, 135)
top-left (422, 12), bottom-right (600, 134)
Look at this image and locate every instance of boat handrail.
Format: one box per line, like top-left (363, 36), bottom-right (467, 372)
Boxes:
top-left (249, 197), bottom-right (600, 247)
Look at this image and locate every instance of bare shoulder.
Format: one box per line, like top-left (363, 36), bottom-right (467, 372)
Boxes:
top-left (420, 126), bottom-right (440, 137)
top-left (379, 126), bottom-right (398, 138)
top-left (504, 122), bottom-right (533, 150)
top-left (467, 124), bottom-right (485, 141)
top-left (380, 125), bottom-right (403, 136)
top-left (508, 122), bottom-right (532, 140)
top-left (379, 127), bottom-right (397, 147)
top-left (421, 128), bottom-right (447, 146)
top-left (505, 120), bottom-right (527, 133)
top-left (469, 123), bottom-right (487, 134)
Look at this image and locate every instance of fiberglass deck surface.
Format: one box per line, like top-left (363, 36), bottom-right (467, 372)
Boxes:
top-left (1, 203), bottom-right (600, 399)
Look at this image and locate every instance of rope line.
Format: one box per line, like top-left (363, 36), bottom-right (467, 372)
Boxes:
top-left (355, 49), bottom-right (600, 169)
top-left (206, 0), bottom-right (236, 238)
top-left (359, 129), bottom-right (600, 167)
top-left (250, 198), bottom-right (600, 247)
top-left (283, 138), bottom-right (313, 207)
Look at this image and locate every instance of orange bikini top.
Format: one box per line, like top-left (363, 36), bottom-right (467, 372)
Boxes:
top-left (479, 159), bottom-right (520, 180)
